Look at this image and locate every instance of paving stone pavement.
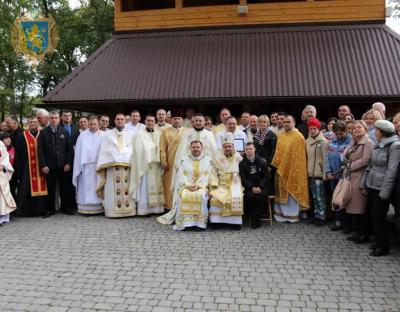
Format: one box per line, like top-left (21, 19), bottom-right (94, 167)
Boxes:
top-left (0, 215), bottom-right (399, 312)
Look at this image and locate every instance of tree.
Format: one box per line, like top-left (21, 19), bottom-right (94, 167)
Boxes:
top-left (0, 0), bottom-right (36, 118)
top-left (0, 0), bottom-right (114, 121)
top-left (37, 0), bottom-right (113, 96)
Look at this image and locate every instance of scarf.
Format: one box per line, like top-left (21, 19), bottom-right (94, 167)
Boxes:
top-left (254, 128), bottom-right (269, 145)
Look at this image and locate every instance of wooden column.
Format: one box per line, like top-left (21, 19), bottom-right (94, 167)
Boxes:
top-left (115, 0), bottom-right (121, 12)
top-left (176, 0), bottom-right (183, 9)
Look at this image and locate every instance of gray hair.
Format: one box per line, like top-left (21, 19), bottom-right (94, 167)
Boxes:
top-left (36, 108), bottom-right (49, 117)
top-left (303, 105), bottom-right (317, 115)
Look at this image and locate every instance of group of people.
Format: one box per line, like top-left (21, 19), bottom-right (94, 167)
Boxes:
top-left (0, 103), bottom-right (399, 256)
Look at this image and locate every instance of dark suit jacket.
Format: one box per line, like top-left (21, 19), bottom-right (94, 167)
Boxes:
top-left (61, 123), bottom-right (80, 146)
top-left (38, 125), bottom-right (73, 170)
top-left (10, 127), bottom-right (23, 147)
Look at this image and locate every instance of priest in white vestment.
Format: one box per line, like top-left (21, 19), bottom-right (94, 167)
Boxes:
top-left (73, 116), bottom-right (105, 215)
top-left (209, 133), bottom-right (244, 229)
top-left (157, 114), bottom-right (218, 225)
top-left (174, 140), bottom-right (217, 231)
top-left (96, 113), bottom-right (136, 218)
top-left (216, 116), bottom-right (248, 152)
top-left (130, 115), bottom-right (165, 215)
top-left (124, 110), bottom-right (146, 136)
top-left (0, 140), bottom-right (16, 224)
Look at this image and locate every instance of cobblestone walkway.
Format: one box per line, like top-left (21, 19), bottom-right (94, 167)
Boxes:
top-left (0, 215), bottom-right (399, 312)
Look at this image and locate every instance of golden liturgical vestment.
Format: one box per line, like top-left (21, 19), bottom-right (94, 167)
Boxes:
top-left (272, 129), bottom-right (310, 210)
top-left (160, 126), bottom-right (186, 209)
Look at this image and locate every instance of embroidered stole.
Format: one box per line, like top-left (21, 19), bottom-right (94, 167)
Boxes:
top-left (23, 130), bottom-right (48, 196)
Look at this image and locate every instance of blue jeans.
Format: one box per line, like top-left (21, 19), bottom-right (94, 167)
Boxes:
top-left (309, 178), bottom-right (326, 221)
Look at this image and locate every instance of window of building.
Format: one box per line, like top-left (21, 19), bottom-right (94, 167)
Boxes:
top-left (121, 0), bottom-right (175, 11)
top-left (247, 0), bottom-right (305, 3)
top-left (183, 0), bottom-right (239, 7)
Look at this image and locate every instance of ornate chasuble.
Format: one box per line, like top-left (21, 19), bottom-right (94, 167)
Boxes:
top-left (113, 166), bottom-right (132, 214)
top-left (23, 130), bottom-right (47, 196)
top-left (210, 151), bottom-right (243, 216)
top-left (272, 129), bottom-right (310, 209)
top-left (178, 155), bottom-right (215, 215)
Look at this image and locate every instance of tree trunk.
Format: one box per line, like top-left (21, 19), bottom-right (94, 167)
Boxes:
top-left (7, 63), bottom-right (17, 115)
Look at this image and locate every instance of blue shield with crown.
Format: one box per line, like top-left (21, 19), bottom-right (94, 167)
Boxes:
top-left (11, 13), bottom-right (59, 65)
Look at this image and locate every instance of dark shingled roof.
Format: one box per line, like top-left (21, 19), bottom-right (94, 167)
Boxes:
top-left (43, 24), bottom-right (400, 107)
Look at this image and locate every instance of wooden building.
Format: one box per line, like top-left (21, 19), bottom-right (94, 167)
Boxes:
top-left (43, 0), bottom-right (400, 119)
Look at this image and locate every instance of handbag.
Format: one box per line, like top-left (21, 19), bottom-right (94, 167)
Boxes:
top-left (332, 170), bottom-right (352, 208)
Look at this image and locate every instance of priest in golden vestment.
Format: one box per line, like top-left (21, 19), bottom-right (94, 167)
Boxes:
top-left (173, 140), bottom-right (217, 231)
top-left (160, 109), bottom-right (186, 209)
top-left (157, 114), bottom-right (218, 225)
top-left (272, 115), bottom-right (310, 223)
top-left (130, 115), bottom-right (165, 215)
top-left (209, 133), bottom-right (244, 229)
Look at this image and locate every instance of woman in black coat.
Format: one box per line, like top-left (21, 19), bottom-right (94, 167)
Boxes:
top-left (252, 115), bottom-right (277, 194)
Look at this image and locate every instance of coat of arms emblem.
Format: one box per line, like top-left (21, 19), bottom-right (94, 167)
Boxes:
top-left (11, 13), bottom-right (59, 66)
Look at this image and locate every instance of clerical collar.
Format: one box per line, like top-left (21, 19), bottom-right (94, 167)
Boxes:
top-left (194, 127), bottom-right (203, 132)
top-left (157, 123), bottom-right (165, 127)
top-left (146, 128), bottom-right (154, 132)
top-left (116, 127), bottom-right (124, 132)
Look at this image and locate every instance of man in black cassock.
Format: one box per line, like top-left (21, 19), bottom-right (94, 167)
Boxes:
top-left (14, 116), bottom-right (48, 217)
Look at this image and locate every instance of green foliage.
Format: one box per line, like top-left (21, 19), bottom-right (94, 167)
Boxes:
top-left (390, 0), bottom-right (400, 18)
top-left (0, 0), bottom-right (114, 120)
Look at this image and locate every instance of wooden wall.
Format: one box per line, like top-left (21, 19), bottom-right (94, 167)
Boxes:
top-left (114, 0), bottom-right (385, 31)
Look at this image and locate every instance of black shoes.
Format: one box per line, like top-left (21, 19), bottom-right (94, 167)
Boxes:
top-left (314, 219), bottom-right (325, 226)
top-left (353, 235), bottom-right (369, 244)
top-left (346, 234), bottom-right (359, 241)
top-left (42, 212), bottom-right (55, 218)
top-left (342, 228), bottom-right (352, 235)
top-left (330, 225), bottom-right (343, 231)
top-left (369, 249), bottom-right (389, 257)
top-left (250, 219), bottom-right (261, 229)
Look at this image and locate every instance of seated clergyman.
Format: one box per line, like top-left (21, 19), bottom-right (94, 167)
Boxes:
top-left (173, 140), bottom-right (217, 231)
top-left (209, 132), bottom-right (244, 230)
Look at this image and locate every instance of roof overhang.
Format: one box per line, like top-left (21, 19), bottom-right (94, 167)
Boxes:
top-left (43, 23), bottom-right (400, 111)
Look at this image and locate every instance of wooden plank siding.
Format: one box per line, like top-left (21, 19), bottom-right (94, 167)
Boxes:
top-left (114, 0), bottom-right (385, 31)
